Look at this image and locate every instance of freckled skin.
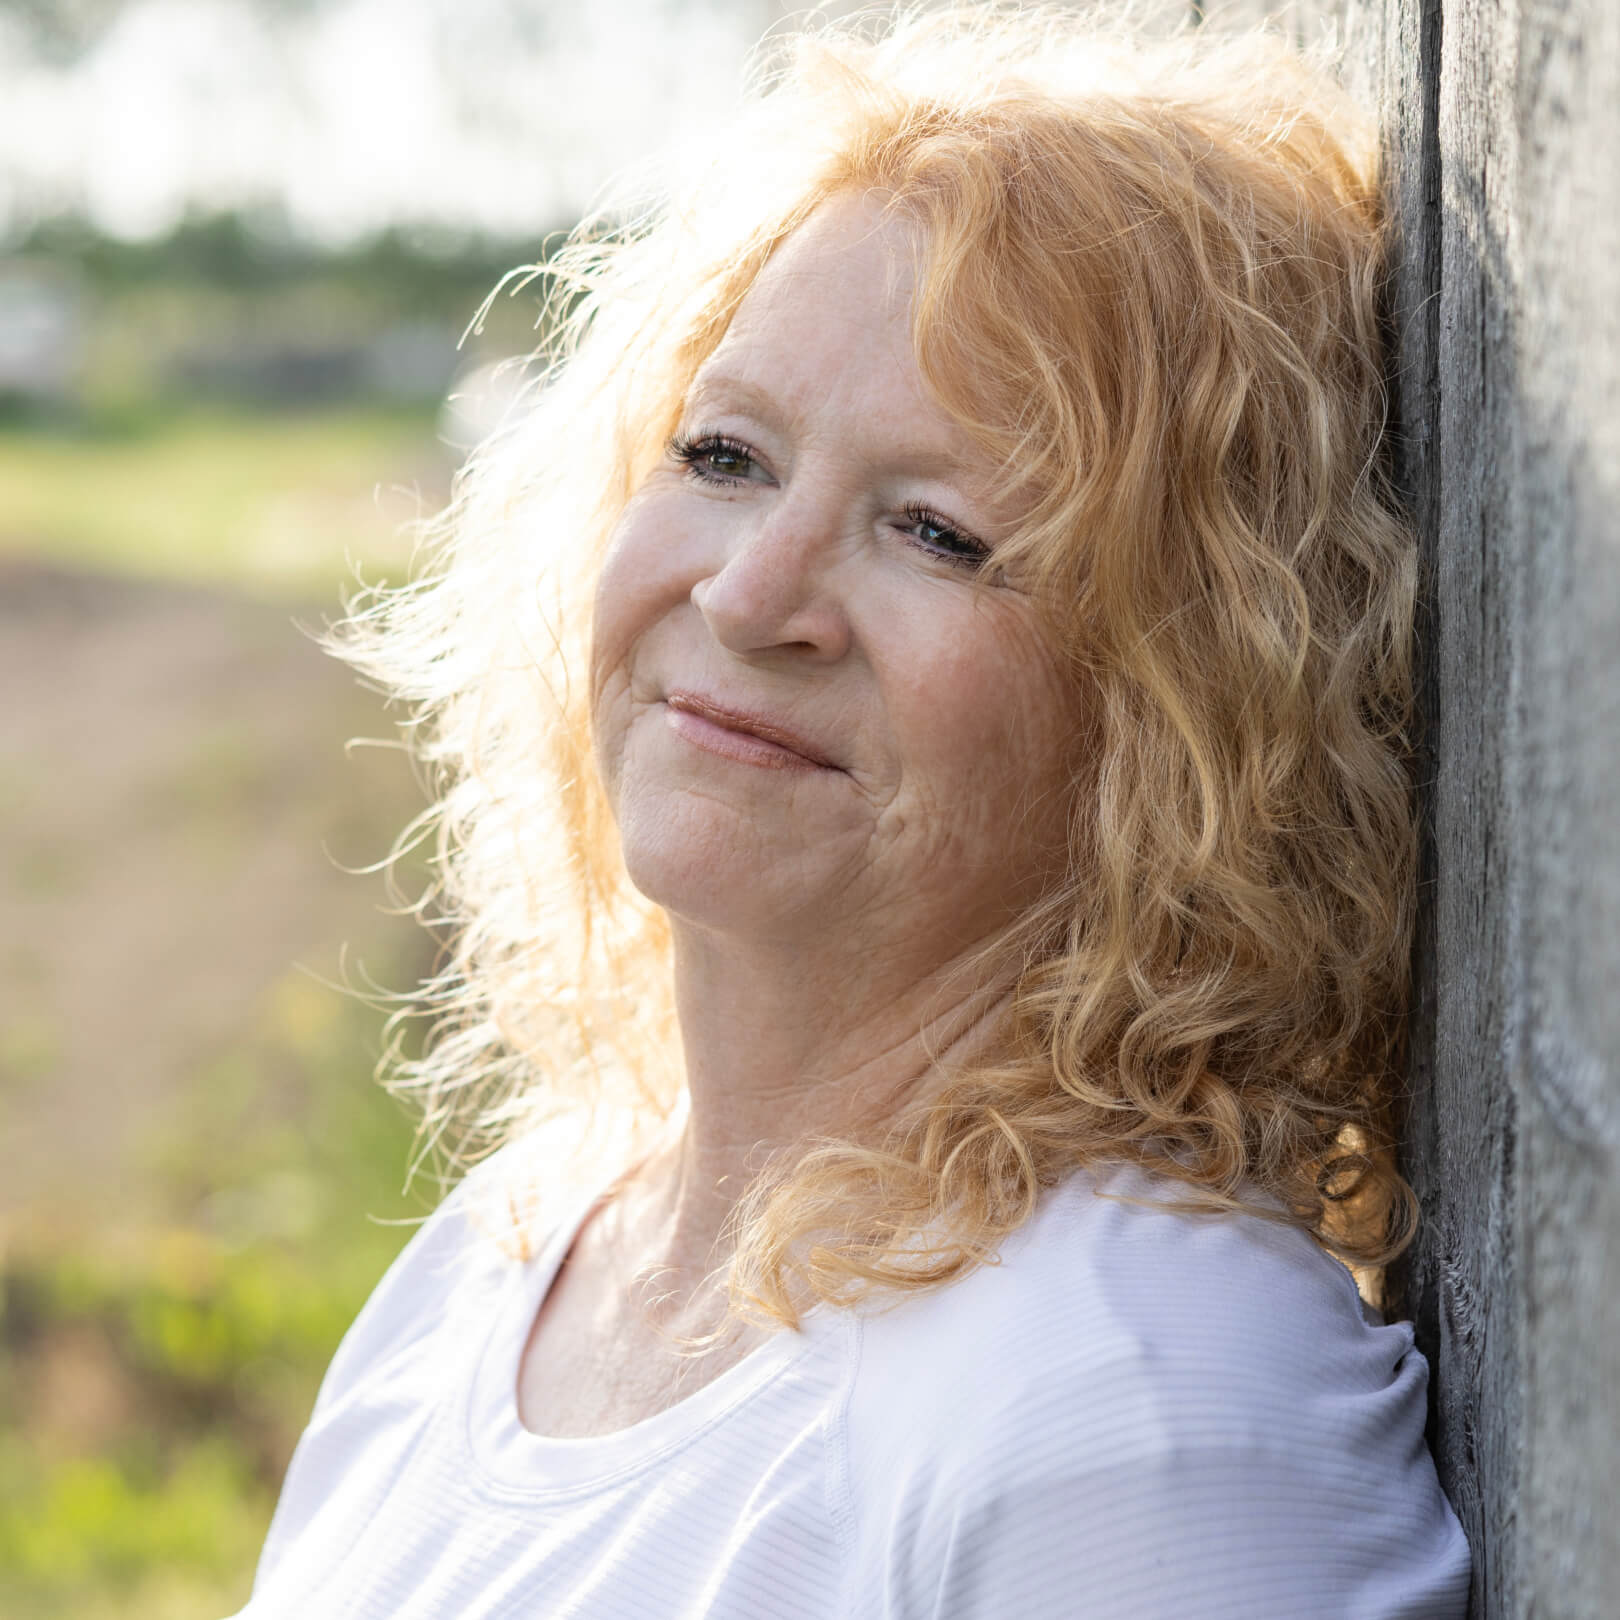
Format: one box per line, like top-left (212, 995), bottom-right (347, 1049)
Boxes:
top-left (590, 196), bottom-right (1081, 963)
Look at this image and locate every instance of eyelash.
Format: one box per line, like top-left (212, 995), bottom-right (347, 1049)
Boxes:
top-left (667, 432), bottom-right (757, 484)
top-left (665, 432), bottom-right (991, 571)
top-left (900, 501), bottom-right (991, 568)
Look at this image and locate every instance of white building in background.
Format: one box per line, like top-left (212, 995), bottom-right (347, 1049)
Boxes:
top-left (0, 261), bottom-right (84, 405)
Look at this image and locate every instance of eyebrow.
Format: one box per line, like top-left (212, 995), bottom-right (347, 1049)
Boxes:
top-left (681, 371), bottom-right (787, 427)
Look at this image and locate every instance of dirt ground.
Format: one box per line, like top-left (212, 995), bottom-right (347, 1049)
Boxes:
top-left (0, 558), bottom-right (429, 1234)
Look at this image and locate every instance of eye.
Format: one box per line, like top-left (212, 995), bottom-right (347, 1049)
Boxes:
top-left (667, 432), bottom-right (767, 486)
top-left (901, 502), bottom-right (991, 570)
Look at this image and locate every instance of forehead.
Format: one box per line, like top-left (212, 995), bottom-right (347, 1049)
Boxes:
top-left (684, 194), bottom-right (986, 473)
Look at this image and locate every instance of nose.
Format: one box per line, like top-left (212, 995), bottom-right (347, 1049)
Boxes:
top-left (691, 495), bottom-right (853, 661)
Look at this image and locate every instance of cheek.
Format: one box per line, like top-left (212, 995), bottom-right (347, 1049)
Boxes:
top-left (591, 517), bottom-right (657, 692)
top-left (589, 498), bottom-right (692, 721)
top-left (888, 605), bottom-right (1079, 851)
top-left (587, 531), bottom-right (657, 807)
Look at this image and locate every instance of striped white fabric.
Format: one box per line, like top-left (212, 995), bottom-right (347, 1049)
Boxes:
top-left (236, 1163), bottom-right (1470, 1619)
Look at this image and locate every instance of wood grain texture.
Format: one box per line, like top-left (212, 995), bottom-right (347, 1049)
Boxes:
top-left (1340, 0), bottom-right (1620, 1613)
top-left (1205, 3), bottom-right (1619, 1612)
top-left (1510, 0), bottom-right (1620, 1609)
top-left (1390, 0), bottom-right (1526, 1614)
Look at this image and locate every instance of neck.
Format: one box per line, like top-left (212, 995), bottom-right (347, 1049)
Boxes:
top-left (627, 921), bottom-right (1016, 1281)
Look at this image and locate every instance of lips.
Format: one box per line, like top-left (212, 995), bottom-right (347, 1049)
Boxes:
top-left (664, 692), bottom-right (841, 771)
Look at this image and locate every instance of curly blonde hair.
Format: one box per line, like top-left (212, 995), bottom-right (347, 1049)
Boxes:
top-left (340, 5), bottom-right (1419, 1324)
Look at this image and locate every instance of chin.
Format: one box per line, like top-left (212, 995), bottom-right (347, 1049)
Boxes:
top-left (613, 790), bottom-right (840, 941)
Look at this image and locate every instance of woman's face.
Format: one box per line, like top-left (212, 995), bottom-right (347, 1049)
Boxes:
top-left (591, 194), bottom-right (1082, 958)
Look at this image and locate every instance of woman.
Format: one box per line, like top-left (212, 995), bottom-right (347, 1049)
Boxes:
top-left (239, 9), bottom-right (1471, 1617)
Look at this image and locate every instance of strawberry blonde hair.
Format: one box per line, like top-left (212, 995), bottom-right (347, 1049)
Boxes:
top-left (340, 5), bottom-right (1419, 1322)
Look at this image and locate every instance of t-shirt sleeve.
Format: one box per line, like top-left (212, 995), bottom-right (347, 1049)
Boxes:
top-left (843, 1186), bottom-right (1471, 1620)
top-left (909, 1402), bottom-right (1472, 1620)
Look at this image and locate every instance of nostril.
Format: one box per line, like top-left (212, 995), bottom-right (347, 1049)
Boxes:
top-left (690, 556), bottom-right (851, 661)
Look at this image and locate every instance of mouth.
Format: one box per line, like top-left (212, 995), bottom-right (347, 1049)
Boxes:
top-left (663, 692), bottom-right (841, 772)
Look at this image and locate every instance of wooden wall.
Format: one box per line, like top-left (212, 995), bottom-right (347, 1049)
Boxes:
top-left (1241, 1), bottom-right (1620, 1613)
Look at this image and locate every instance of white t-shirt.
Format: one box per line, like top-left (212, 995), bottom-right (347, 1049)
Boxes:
top-left (235, 1161), bottom-right (1471, 1619)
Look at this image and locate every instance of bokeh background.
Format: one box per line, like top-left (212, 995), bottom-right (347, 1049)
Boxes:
top-left (0, 2), bottom-right (830, 1614)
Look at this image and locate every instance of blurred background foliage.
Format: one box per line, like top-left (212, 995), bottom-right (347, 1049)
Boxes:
top-left (0, 204), bottom-right (542, 1618)
top-left (0, 5), bottom-right (604, 1610)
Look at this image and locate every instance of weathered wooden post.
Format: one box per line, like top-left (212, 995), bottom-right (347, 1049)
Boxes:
top-left (1173, 0), bottom-right (1620, 1608)
top-left (1313, 0), bottom-right (1620, 1613)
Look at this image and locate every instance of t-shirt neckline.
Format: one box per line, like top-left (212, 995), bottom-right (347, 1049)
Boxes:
top-left (463, 1183), bottom-right (826, 1497)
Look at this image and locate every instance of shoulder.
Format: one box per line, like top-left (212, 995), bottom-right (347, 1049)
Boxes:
top-left (841, 1166), bottom-right (1471, 1620)
top-left (249, 1147), bottom-right (559, 1596)
top-left (851, 1165), bottom-right (1397, 1452)
top-left (309, 1147), bottom-right (549, 1420)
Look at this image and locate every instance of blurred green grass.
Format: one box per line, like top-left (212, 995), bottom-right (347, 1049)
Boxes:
top-left (1, 970), bottom-right (431, 1620)
top-left (0, 404), bottom-right (447, 597)
top-left (0, 397), bottom-right (452, 1615)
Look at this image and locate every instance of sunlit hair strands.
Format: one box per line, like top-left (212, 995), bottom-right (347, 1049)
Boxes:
top-left (337, 5), bottom-right (1420, 1324)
